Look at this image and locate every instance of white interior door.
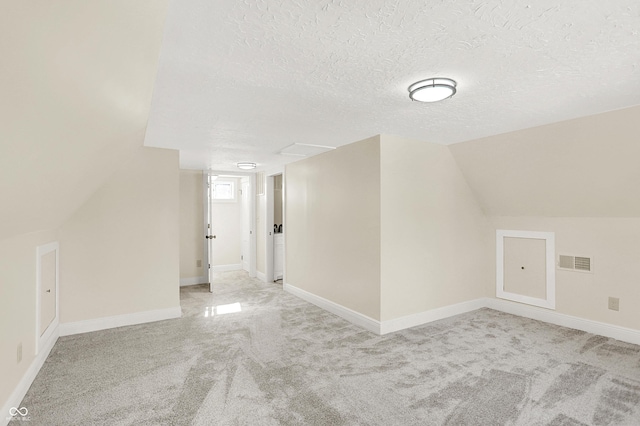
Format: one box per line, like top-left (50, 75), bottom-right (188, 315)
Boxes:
top-left (241, 179), bottom-right (250, 272)
top-left (207, 176), bottom-right (214, 292)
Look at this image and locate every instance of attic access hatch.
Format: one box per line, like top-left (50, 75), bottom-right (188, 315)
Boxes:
top-left (279, 143), bottom-right (335, 157)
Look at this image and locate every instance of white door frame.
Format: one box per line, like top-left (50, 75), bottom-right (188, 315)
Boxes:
top-left (266, 174), bottom-right (274, 282)
top-left (496, 229), bottom-right (556, 310)
top-left (204, 171), bottom-right (257, 290)
top-left (202, 172), bottom-right (212, 291)
top-left (206, 174), bottom-right (215, 291)
top-left (263, 166), bottom-right (285, 283)
top-left (241, 178), bottom-right (251, 272)
top-left (36, 242), bottom-right (59, 355)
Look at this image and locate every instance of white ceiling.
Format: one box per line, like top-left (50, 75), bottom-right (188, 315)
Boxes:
top-left (144, 0), bottom-right (640, 172)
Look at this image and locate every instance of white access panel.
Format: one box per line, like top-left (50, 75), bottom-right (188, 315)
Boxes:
top-left (503, 237), bottom-right (547, 300)
top-left (496, 230), bottom-right (556, 310)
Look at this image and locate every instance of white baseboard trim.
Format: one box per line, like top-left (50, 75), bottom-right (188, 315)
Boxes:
top-left (380, 298), bottom-right (488, 335)
top-left (212, 264), bottom-right (242, 273)
top-left (59, 306), bottom-right (182, 337)
top-left (485, 297), bottom-right (640, 346)
top-left (2, 326), bottom-right (59, 426)
top-left (282, 285), bottom-right (640, 344)
top-left (256, 271), bottom-right (266, 282)
top-left (180, 276), bottom-right (207, 287)
top-left (284, 283), bottom-right (381, 334)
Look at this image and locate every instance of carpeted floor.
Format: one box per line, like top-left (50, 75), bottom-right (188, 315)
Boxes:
top-left (14, 271), bottom-right (640, 425)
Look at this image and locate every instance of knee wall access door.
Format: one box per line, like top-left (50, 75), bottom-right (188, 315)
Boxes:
top-left (496, 230), bottom-right (555, 310)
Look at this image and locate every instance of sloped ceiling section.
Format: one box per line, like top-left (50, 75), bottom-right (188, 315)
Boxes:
top-left (0, 0), bottom-right (169, 240)
top-left (448, 106), bottom-right (640, 217)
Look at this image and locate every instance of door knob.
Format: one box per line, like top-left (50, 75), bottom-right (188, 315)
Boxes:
top-left (46, 289), bottom-right (51, 293)
top-left (206, 235), bottom-right (216, 239)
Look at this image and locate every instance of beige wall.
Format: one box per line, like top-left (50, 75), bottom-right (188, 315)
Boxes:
top-left (59, 147), bottom-right (180, 323)
top-left (180, 170), bottom-right (204, 279)
top-left (0, 0), bottom-right (169, 412)
top-left (286, 136), bottom-right (382, 320)
top-left (490, 217), bottom-right (640, 330)
top-left (448, 106), bottom-right (640, 217)
top-left (211, 178), bottom-right (242, 267)
top-left (379, 135), bottom-right (492, 320)
top-left (0, 230), bottom-right (58, 411)
top-left (285, 134), bottom-right (492, 322)
top-left (0, 0), bottom-right (169, 241)
top-left (449, 106), bottom-right (640, 332)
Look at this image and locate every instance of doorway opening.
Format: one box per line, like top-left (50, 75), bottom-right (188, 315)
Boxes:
top-left (205, 172), bottom-right (256, 292)
top-left (264, 171), bottom-right (285, 285)
top-left (273, 174), bottom-right (284, 283)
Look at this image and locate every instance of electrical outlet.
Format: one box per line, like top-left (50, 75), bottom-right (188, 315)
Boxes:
top-left (196, 259), bottom-right (202, 268)
top-left (17, 342), bottom-right (22, 364)
top-left (608, 297), bottom-right (620, 311)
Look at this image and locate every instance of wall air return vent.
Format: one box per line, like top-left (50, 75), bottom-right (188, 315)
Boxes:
top-left (574, 256), bottom-right (591, 272)
top-left (558, 254), bottom-right (592, 273)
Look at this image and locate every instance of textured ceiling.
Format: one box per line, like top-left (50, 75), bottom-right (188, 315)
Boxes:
top-left (144, 0), bottom-right (640, 171)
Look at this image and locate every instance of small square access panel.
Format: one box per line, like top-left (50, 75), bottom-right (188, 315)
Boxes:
top-left (496, 229), bottom-right (556, 310)
top-left (279, 143), bottom-right (335, 157)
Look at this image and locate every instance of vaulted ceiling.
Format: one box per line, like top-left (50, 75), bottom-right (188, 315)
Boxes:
top-left (144, 0), bottom-right (640, 171)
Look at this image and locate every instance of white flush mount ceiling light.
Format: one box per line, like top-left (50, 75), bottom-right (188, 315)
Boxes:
top-left (408, 78), bottom-right (457, 103)
top-left (236, 162), bottom-right (256, 170)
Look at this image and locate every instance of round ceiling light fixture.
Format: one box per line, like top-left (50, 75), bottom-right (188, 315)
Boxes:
top-left (236, 162), bottom-right (257, 170)
top-left (408, 78), bottom-right (457, 103)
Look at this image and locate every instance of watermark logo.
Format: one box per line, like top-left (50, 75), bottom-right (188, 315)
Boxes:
top-left (8, 407), bottom-right (30, 422)
top-left (10, 407), bottom-right (28, 416)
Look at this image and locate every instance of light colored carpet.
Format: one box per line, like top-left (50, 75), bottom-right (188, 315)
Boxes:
top-left (14, 271), bottom-right (640, 425)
